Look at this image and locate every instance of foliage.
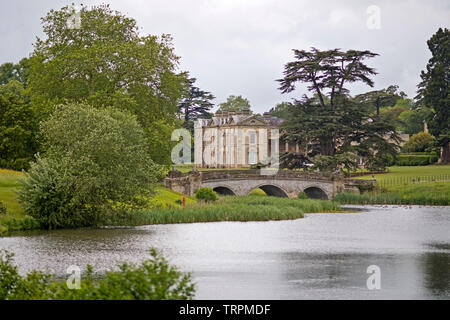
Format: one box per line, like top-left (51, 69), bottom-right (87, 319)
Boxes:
top-left (297, 192), bottom-right (309, 199)
top-left (18, 103), bottom-right (159, 229)
top-left (178, 75), bottom-right (215, 133)
top-left (399, 107), bottom-right (433, 135)
top-left (269, 102), bottom-right (292, 119)
top-left (218, 95), bottom-right (251, 113)
top-left (312, 152), bottom-right (359, 173)
top-left (277, 48), bottom-right (401, 171)
top-left (416, 27), bottom-right (450, 163)
top-left (396, 153), bottom-right (439, 166)
top-left (113, 195), bottom-right (340, 226)
top-left (28, 4), bottom-right (186, 166)
top-left (354, 85), bottom-right (405, 116)
top-left (0, 249), bottom-right (195, 300)
top-left (402, 132), bottom-right (436, 152)
top-left (279, 152), bottom-right (313, 170)
top-left (0, 58), bottom-right (30, 86)
top-left (0, 81), bottom-right (38, 170)
top-left (195, 187), bottom-right (218, 202)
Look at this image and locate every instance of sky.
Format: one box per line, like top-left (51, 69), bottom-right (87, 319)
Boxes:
top-left (0, 0), bottom-right (448, 114)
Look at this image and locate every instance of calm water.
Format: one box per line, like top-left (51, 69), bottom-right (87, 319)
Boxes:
top-left (0, 205), bottom-right (449, 299)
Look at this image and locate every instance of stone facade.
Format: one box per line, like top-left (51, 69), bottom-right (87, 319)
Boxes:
top-left (194, 109), bottom-right (298, 168)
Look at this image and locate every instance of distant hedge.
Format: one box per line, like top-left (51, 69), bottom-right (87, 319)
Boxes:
top-left (396, 153), bottom-right (439, 166)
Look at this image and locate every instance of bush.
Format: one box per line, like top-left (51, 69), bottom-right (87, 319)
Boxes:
top-left (402, 132), bottom-right (436, 153)
top-left (396, 153), bottom-right (439, 166)
top-left (18, 103), bottom-right (160, 229)
top-left (297, 192), bottom-right (309, 199)
top-left (0, 249), bottom-right (195, 300)
top-left (195, 187), bottom-right (218, 202)
top-left (0, 201), bottom-right (6, 215)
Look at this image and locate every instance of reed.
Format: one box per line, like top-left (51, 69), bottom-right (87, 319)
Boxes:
top-left (106, 195), bottom-right (341, 226)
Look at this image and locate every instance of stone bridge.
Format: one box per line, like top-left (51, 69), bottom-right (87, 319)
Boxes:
top-left (163, 169), bottom-right (374, 200)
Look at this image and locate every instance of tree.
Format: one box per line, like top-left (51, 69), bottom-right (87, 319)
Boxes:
top-left (0, 81), bottom-right (38, 170)
top-left (269, 102), bottom-right (292, 119)
top-left (18, 103), bottom-right (160, 229)
top-left (277, 48), bottom-right (401, 171)
top-left (402, 132), bottom-right (436, 153)
top-left (0, 58), bottom-right (29, 86)
top-left (416, 28), bottom-right (450, 163)
top-left (354, 85), bottom-right (405, 116)
top-left (399, 107), bottom-right (433, 135)
top-left (218, 95), bottom-right (251, 113)
top-left (27, 5), bottom-right (186, 166)
top-left (178, 75), bottom-right (215, 132)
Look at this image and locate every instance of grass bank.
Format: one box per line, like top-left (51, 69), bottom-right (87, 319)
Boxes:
top-left (341, 165), bottom-right (450, 205)
top-left (0, 169), bottom-right (40, 236)
top-left (106, 195), bottom-right (341, 226)
top-left (1, 168), bottom-right (341, 235)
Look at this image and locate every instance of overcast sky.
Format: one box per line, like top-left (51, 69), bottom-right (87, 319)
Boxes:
top-left (1, 0), bottom-right (448, 113)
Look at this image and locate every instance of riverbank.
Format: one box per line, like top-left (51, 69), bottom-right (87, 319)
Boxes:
top-left (105, 196), bottom-right (341, 226)
top-left (347, 165), bottom-right (450, 205)
top-left (0, 169), bottom-right (341, 236)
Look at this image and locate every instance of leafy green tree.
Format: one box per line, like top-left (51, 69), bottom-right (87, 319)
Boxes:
top-left (402, 132), bottom-right (436, 153)
top-left (399, 108), bottom-right (433, 134)
top-left (269, 102), bottom-right (292, 118)
top-left (416, 28), bottom-right (450, 163)
top-left (0, 81), bottom-right (38, 170)
top-left (18, 103), bottom-right (160, 229)
top-left (218, 95), bottom-right (251, 113)
top-left (0, 58), bottom-right (29, 86)
top-left (28, 4), bottom-right (185, 166)
top-left (178, 75), bottom-right (215, 132)
top-left (277, 48), bottom-right (401, 171)
top-left (354, 85), bottom-right (405, 115)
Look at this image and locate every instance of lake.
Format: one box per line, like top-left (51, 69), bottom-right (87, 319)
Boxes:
top-left (0, 205), bottom-right (449, 299)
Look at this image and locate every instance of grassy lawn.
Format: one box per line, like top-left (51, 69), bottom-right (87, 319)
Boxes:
top-left (0, 169), bottom-right (25, 217)
top-left (356, 165), bottom-right (450, 181)
top-left (337, 165), bottom-right (450, 205)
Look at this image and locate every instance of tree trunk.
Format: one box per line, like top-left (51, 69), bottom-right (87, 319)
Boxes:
top-left (441, 142), bottom-right (450, 164)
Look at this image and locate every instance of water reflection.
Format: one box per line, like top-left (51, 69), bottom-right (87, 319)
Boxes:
top-left (421, 243), bottom-right (450, 297)
top-left (0, 205), bottom-right (449, 299)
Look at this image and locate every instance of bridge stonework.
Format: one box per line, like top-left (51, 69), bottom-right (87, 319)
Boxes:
top-left (163, 169), bottom-right (374, 200)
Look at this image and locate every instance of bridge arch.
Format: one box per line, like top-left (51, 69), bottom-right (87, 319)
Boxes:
top-left (250, 184), bottom-right (289, 198)
top-left (303, 186), bottom-right (329, 200)
top-left (213, 186), bottom-right (236, 196)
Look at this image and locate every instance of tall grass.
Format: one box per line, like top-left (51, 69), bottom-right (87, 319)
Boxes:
top-left (105, 196), bottom-right (341, 226)
top-left (334, 191), bottom-right (449, 205)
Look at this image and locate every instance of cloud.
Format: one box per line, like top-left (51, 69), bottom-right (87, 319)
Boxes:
top-left (0, 0), bottom-right (448, 113)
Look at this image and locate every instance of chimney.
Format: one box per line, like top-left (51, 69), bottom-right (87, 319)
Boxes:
top-left (263, 112), bottom-right (271, 118)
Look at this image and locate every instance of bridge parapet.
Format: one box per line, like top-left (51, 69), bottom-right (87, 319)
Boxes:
top-left (199, 169), bottom-right (340, 182)
top-left (163, 169), bottom-right (375, 199)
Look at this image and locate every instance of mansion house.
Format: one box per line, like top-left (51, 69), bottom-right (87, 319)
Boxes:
top-left (194, 108), bottom-right (299, 168)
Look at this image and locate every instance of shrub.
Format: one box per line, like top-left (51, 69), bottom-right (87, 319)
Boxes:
top-left (396, 153), bottom-right (439, 166)
top-left (195, 187), bottom-right (218, 202)
top-left (297, 192), bottom-right (309, 199)
top-left (402, 132), bottom-right (436, 153)
top-left (0, 249), bottom-right (195, 300)
top-left (18, 103), bottom-right (160, 229)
